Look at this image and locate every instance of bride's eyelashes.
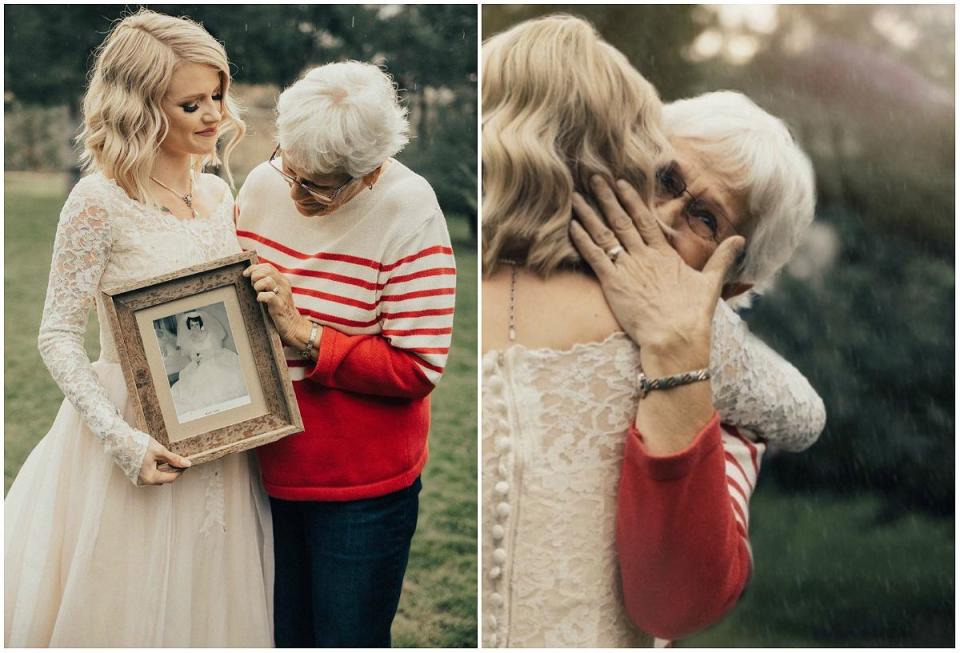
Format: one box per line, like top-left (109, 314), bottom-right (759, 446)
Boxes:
top-left (181, 92), bottom-right (223, 113)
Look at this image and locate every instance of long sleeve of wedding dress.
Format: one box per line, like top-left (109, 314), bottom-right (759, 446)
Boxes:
top-left (37, 185), bottom-right (150, 484)
top-left (710, 300), bottom-right (826, 451)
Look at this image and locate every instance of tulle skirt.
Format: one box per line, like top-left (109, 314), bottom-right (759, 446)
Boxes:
top-left (4, 361), bottom-right (274, 646)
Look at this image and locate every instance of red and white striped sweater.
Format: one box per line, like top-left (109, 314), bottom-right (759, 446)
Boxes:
top-left (619, 415), bottom-right (766, 642)
top-left (236, 159), bottom-right (455, 500)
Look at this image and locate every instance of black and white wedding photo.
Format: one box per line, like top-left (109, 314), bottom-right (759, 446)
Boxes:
top-left (153, 302), bottom-right (251, 423)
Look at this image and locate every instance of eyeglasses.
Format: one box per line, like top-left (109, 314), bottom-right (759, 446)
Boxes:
top-left (655, 163), bottom-right (741, 244)
top-left (269, 145), bottom-right (355, 205)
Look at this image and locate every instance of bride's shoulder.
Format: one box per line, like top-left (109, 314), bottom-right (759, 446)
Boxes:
top-left (68, 171), bottom-right (111, 197)
top-left (60, 173), bottom-right (120, 221)
top-left (483, 269), bottom-right (622, 352)
top-left (198, 172), bottom-right (232, 202)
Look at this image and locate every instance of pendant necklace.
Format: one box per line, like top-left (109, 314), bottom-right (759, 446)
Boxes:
top-left (151, 172), bottom-right (197, 219)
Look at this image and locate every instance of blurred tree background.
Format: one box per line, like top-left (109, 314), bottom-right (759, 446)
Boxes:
top-left (485, 5), bottom-right (954, 647)
top-left (5, 4), bottom-right (477, 647)
top-left (5, 4), bottom-right (478, 227)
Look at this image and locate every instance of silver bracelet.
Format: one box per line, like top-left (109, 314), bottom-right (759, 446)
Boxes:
top-left (637, 368), bottom-right (710, 399)
top-left (300, 321), bottom-right (320, 360)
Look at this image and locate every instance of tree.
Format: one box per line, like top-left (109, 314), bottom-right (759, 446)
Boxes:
top-left (5, 5), bottom-right (478, 226)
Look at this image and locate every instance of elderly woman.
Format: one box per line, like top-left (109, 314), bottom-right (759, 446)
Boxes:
top-left (481, 15), bottom-right (823, 647)
top-left (236, 61), bottom-right (455, 647)
top-left (571, 90), bottom-right (823, 641)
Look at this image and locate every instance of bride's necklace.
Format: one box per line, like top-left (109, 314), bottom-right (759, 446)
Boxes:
top-left (499, 259), bottom-right (519, 344)
top-left (498, 259), bottom-right (520, 367)
top-left (507, 263), bottom-right (518, 343)
top-left (150, 172), bottom-right (197, 218)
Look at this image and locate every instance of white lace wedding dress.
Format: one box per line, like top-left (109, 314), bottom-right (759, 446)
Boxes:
top-left (4, 172), bottom-right (274, 646)
top-left (481, 302), bottom-right (825, 647)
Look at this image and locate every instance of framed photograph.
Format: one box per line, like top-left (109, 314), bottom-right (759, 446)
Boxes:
top-left (101, 250), bottom-right (303, 465)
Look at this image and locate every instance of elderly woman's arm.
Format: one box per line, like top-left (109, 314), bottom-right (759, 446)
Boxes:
top-left (571, 176), bottom-right (753, 639)
top-left (311, 212), bottom-right (455, 395)
top-left (608, 271), bottom-right (756, 640)
top-left (307, 213), bottom-right (455, 397)
top-left (244, 211), bottom-right (455, 399)
top-left (616, 421), bottom-right (759, 640)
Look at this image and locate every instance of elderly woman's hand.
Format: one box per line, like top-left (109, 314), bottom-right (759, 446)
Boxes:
top-left (569, 176), bottom-right (744, 375)
top-left (243, 262), bottom-right (312, 348)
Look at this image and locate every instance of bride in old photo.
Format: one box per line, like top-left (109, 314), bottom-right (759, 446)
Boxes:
top-left (169, 309), bottom-right (250, 420)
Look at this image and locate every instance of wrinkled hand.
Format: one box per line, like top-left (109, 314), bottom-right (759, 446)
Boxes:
top-left (138, 437), bottom-right (191, 486)
top-left (243, 262), bottom-right (308, 346)
top-left (569, 176), bottom-right (744, 371)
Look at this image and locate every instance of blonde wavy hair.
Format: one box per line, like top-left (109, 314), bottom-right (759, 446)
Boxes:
top-left (77, 9), bottom-right (245, 204)
top-left (482, 15), bottom-right (668, 276)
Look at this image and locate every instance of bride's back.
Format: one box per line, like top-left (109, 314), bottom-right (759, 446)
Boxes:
top-left (480, 265), bottom-right (651, 648)
top-left (481, 268), bottom-right (621, 353)
top-left (480, 15), bottom-right (671, 645)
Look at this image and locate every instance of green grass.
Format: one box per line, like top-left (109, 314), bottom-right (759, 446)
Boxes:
top-left (394, 217), bottom-right (477, 647)
top-left (3, 172), bottom-right (478, 647)
top-left (4, 173), bottom-right (102, 488)
top-left (682, 487), bottom-right (954, 647)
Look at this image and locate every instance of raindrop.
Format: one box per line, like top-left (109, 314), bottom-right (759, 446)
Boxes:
top-left (351, 15), bottom-right (355, 28)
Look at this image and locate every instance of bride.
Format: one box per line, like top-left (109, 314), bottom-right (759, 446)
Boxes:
top-left (170, 310), bottom-right (249, 419)
top-left (5, 10), bottom-right (273, 646)
top-left (481, 15), bottom-right (824, 647)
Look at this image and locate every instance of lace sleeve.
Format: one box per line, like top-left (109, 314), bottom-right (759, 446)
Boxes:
top-left (709, 300), bottom-right (826, 452)
top-left (37, 183), bottom-right (150, 484)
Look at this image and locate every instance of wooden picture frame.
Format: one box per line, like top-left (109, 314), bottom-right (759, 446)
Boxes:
top-left (101, 250), bottom-right (303, 466)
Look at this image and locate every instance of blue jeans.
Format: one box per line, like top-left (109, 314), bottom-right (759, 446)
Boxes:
top-left (270, 477), bottom-right (421, 648)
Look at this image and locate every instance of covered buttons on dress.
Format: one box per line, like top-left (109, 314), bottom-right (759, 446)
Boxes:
top-left (486, 359), bottom-right (514, 647)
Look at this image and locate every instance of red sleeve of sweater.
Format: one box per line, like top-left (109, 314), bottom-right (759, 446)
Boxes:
top-left (616, 413), bottom-right (751, 641)
top-left (306, 325), bottom-right (436, 399)
top-left (304, 213), bottom-right (455, 400)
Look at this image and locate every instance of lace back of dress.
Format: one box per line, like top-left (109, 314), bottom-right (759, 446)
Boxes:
top-left (483, 336), bottom-right (650, 647)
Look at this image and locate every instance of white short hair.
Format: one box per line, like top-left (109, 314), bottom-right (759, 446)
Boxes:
top-left (276, 61), bottom-right (410, 178)
top-left (663, 91), bottom-right (816, 291)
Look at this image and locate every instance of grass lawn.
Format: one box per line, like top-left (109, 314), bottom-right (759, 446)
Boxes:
top-left (682, 486), bottom-right (954, 647)
top-left (4, 171), bottom-right (478, 647)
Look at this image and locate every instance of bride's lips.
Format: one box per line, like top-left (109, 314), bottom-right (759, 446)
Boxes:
top-left (195, 127), bottom-right (218, 137)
